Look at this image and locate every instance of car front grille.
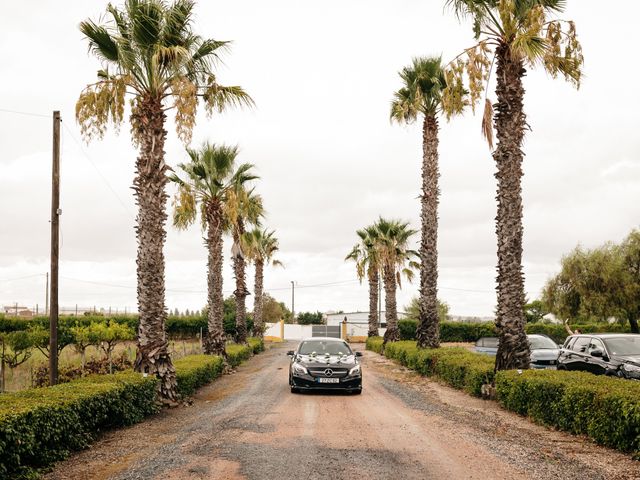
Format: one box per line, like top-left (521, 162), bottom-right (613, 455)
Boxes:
top-left (532, 359), bottom-right (557, 365)
top-left (308, 367), bottom-right (349, 378)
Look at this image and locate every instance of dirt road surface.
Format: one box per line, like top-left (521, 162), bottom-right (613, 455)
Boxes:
top-left (45, 342), bottom-right (640, 480)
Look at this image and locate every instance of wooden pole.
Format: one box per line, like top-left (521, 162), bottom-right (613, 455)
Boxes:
top-left (49, 110), bottom-right (61, 386)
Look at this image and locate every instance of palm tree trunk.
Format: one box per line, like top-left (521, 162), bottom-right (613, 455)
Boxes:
top-left (131, 94), bottom-right (177, 403)
top-left (416, 114), bottom-right (440, 349)
top-left (493, 44), bottom-right (531, 371)
top-left (232, 222), bottom-right (249, 344)
top-left (382, 265), bottom-right (399, 344)
top-left (253, 260), bottom-right (265, 338)
top-left (367, 264), bottom-right (379, 337)
top-left (204, 199), bottom-right (227, 356)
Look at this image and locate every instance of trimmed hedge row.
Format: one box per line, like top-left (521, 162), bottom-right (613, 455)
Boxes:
top-left (0, 338), bottom-right (266, 478)
top-left (0, 372), bottom-right (159, 479)
top-left (174, 355), bottom-right (225, 397)
top-left (366, 338), bottom-right (494, 396)
top-left (497, 370), bottom-right (640, 457)
top-left (397, 319), bottom-right (630, 344)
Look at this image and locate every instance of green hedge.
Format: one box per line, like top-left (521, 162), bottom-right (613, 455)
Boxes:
top-left (396, 320), bottom-right (630, 344)
top-left (174, 355), bottom-right (224, 397)
top-left (0, 339), bottom-right (266, 478)
top-left (496, 370), bottom-right (640, 457)
top-left (0, 372), bottom-right (158, 479)
top-left (367, 338), bottom-right (494, 396)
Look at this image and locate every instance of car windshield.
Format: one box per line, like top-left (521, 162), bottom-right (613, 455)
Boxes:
top-left (528, 336), bottom-right (557, 350)
top-left (298, 340), bottom-right (352, 356)
top-left (603, 337), bottom-right (640, 356)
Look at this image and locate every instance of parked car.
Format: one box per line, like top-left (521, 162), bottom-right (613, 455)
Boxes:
top-left (288, 337), bottom-right (363, 394)
top-left (475, 334), bottom-right (561, 369)
top-left (557, 334), bottom-right (640, 379)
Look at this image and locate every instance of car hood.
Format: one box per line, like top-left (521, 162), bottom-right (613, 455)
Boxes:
top-left (294, 354), bottom-right (357, 368)
top-left (530, 349), bottom-right (560, 360)
top-left (614, 354), bottom-right (640, 366)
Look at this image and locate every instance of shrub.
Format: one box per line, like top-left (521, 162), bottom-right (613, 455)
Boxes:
top-left (0, 372), bottom-right (158, 479)
top-left (366, 338), bottom-right (494, 396)
top-left (248, 337), bottom-right (265, 354)
top-left (174, 355), bottom-right (224, 397)
top-left (496, 370), bottom-right (640, 457)
top-left (226, 343), bottom-right (254, 367)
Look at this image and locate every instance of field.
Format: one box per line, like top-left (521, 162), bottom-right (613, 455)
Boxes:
top-left (2, 338), bottom-right (203, 392)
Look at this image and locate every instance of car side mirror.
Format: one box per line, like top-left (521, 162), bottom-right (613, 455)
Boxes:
top-left (355, 351), bottom-right (363, 357)
top-left (287, 350), bottom-right (295, 356)
top-left (591, 349), bottom-right (603, 358)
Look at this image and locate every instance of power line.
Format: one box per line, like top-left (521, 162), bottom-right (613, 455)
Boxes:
top-left (0, 108), bottom-right (49, 119)
top-left (0, 273), bottom-right (45, 283)
top-left (61, 121), bottom-right (134, 217)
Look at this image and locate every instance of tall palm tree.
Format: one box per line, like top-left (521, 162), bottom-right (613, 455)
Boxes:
top-left (345, 225), bottom-right (381, 337)
top-left (373, 218), bottom-right (419, 344)
top-left (444, 0), bottom-right (583, 371)
top-left (76, 0), bottom-right (253, 401)
top-left (243, 228), bottom-right (282, 337)
top-left (391, 56), bottom-right (450, 349)
top-left (172, 142), bottom-right (258, 356)
top-left (225, 188), bottom-right (263, 344)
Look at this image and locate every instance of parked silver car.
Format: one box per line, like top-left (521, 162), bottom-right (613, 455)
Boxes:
top-left (475, 334), bottom-right (560, 369)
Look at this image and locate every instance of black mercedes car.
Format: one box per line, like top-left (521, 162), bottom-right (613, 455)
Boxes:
top-left (557, 333), bottom-right (640, 379)
top-left (288, 337), bottom-right (363, 394)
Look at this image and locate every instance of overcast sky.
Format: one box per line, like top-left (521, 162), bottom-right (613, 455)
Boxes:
top-left (1, 1), bottom-right (639, 317)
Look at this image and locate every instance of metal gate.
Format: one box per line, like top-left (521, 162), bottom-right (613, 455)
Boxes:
top-left (312, 325), bottom-right (341, 338)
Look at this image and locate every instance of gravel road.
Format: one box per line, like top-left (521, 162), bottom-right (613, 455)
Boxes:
top-left (45, 342), bottom-right (640, 480)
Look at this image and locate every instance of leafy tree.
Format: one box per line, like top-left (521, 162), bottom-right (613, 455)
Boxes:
top-left (70, 324), bottom-right (101, 370)
top-left (77, 0), bottom-right (253, 401)
top-left (28, 324), bottom-right (74, 359)
top-left (543, 232), bottom-right (640, 333)
top-left (391, 57), bottom-right (459, 349)
top-left (444, 0), bottom-right (583, 371)
top-left (172, 142), bottom-right (258, 355)
top-left (297, 312), bottom-right (324, 325)
top-left (524, 299), bottom-right (547, 323)
top-left (91, 322), bottom-right (136, 374)
top-left (373, 218), bottom-right (419, 344)
top-left (261, 294), bottom-right (291, 324)
top-left (405, 297), bottom-right (450, 324)
top-left (0, 331), bottom-right (34, 392)
top-left (346, 225), bottom-right (381, 337)
top-left (243, 229), bottom-right (282, 337)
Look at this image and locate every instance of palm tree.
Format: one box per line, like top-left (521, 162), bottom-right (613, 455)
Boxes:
top-left (172, 142), bottom-right (258, 356)
top-left (243, 229), bottom-right (282, 337)
top-left (225, 188), bottom-right (264, 344)
top-left (444, 0), bottom-right (583, 371)
top-left (391, 56), bottom-right (451, 349)
top-left (345, 225), bottom-right (381, 337)
top-left (76, 0), bottom-right (253, 401)
top-left (373, 218), bottom-right (419, 344)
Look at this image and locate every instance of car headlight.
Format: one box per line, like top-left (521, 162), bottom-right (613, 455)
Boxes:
top-left (623, 363), bottom-right (640, 373)
top-left (348, 364), bottom-right (361, 376)
top-left (292, 363), bottom-right (308, 375)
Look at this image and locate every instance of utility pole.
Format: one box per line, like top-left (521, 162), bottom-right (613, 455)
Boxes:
top-left (291, 281), bottom-right (295, 324)
top-left (378, 281), bottom-right (382, 327)
top-left (49, 110), bottom-right (61, 386)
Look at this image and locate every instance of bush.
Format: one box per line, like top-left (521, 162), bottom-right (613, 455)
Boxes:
top-left (248, 337), bottom-right (265, 354)
top-left (496, 370), bottom-right (640, 457)
top-left (392, 320), bottom-right (631, 345)
top-left (366, 338), bottom-right (494, 396)
top-left (226, 343), bottom-right (254, 367)
top-left (174, 355), bottom-right (224, 397)
top-left (0, 372), bottom-right (158, 479)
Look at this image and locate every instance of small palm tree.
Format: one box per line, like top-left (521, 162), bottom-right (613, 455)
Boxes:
top-left (443, 0), bottom-right (583, 371)
top-left (345, 225), bottom-right (381, 337)
top-left (243, 229), bottom-right (282, 337)
top-left (77, 0), bottom-right (253, 401)
top-left (172, 142), bottom-right (258, 356)
top-left (391, 56), bottom-right (451, 349)
top-left (225, 188), bottom-right (264, 344)
top-left (373, 218), bottom-right (419, 344)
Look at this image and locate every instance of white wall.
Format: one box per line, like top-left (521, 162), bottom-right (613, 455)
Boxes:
top-left (263, 322), bottom-right (314, 340)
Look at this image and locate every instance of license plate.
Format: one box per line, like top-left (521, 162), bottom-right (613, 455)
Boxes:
top-left (317, 377), bottom-right (339, 384)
